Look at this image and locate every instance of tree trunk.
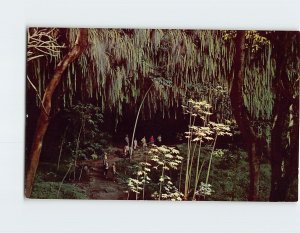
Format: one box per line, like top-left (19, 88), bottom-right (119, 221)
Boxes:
top-left (269, 97), bottom-right (289, 201)
top-left (269, 98), bottom-right (296, 201)
top-left (248, 139), bottom-right (261, 200)
top-left (229, 30), bottom-right (261, 201)
top-left (269, 32), bottom-right (299, 201)
top-left (25, 29), bottom-right (88, 198)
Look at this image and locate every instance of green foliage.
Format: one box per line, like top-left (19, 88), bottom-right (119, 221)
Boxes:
top-left (63, 103), bottom-right (108, 161)
top-left (205, 149), bottom-right (249, 201)
top-left (31, 181), bottom-right (87, 199)
top-left (177, 143), bottom-right (273, 201)
top-left (34, 162), bottom-right (75, 184)
top-left (123, 145), bottom-right (183, 200)
top-left (27, 29), bottom-right (234, 120)
top-left (27, 29), bottom-right (297, 123)
top-left (31, 168), bottom-right (87, 199)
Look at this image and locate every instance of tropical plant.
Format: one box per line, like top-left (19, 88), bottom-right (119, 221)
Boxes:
top-left (181, 99), bottom-right (232, 200)
top-left (61, 103), bottom-right (104, 179)
top-left (149, 145), bottom-right (184, 200)
top-left (127, 161), bottom-right (151, 200)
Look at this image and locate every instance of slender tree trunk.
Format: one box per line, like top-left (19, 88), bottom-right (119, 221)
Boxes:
top-left (25, 29), bottom-right (88, 198)
top-left (73, 120), bottom-right (85, 180)
top-left (178, 161), bottom-right (183, 192)
top-left (57, 163), bottom-right (73, 198)
top-left (229, 30), bottom-right (261, 201)
top-left (57, 126), bottom-right (68, 171)
top-left (184, 113), bottom-right (193, 199)
top-left (130, 83), bottom-right (153, 158)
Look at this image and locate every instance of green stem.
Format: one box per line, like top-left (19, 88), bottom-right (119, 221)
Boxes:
top-left (136, 172), bottom-right (139, 200)
top-left (184, 112), bottom-right (192, 198)
top-left (57, 126), bottom-right (68, 171)
top-left (188, 139), bottom-right (199, 188)
top-left (142, 154), bottom-right (148, 200)
top-left (57, 163), bottom-right (72, 198)
top-left (205, 135), bottom-right (218, 185)
top-left (178, 162), bottom-right (183, 192)
top-left (192, 139), bottom-right (202, 199)
top-left (73, 120), bottom-right (84, 180)
top-left (159, 156), bottom-right (166, 200)
top-left (192, 118), bottom-right (208, 199)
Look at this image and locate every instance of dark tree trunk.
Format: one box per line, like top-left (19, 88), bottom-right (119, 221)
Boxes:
top-left (230, 30), bottom-right (261, 201)
top-left (248, 140), bottom-right (261, 200)
top-left (269, 98), bottom-right (290, 201)
top-left (269, 32), bottom-right (299, 201)
top-left (269, 98), bottom-right (298, 201)
top-left (25, 29), bottom-right (88, 198)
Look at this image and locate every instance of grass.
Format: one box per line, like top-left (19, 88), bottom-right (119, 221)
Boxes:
top-left (31, 181), bottom-right (88, 199)
top-left (30, 162), bottom-right (88, 199)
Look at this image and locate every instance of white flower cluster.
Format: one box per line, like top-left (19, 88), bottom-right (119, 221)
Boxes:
top-left (127, 178), bottom-right (143, 194)
top-left (196, 182), bottom-right (214, 196)
top-left (151, 183), bottom-right (184, 201)
top-left (186, 125), bottom-right (214, 142)
top-left (150, 145), bottom-right (183, 170)
top-left (127, 161), bottom-right (151, 195)
top-left (183, 99), bottom-right (233, 145)
top-left (149, 145), bottom-right (184, 200)
top-left (182, 100), bottom-right (212, 121)
top-left (209, 122), bottom-right (232, 136)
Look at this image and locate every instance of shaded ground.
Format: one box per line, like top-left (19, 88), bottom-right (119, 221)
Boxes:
top-left (75, 146), bottom-right (152, 200)
top-left (34, 144), bottom-right (291, 201)
top-left (76, 152), bottom-right (127, 200)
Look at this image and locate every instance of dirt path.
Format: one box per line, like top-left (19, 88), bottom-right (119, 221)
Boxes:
top-left (76, 152), bottom-right (128, 200)
top-left (73, 146), bottom-right (153, 200)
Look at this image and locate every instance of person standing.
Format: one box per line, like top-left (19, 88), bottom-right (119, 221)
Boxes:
top-left (141, 136), bottom-right (147, 150)
top-left (124, 145), bottom-right (130, 158)
top-left (133, 138), bottom-right (138, 150)
top-left (102, 152), bottom-right (108, 164)
top-left (125, 134), bottom-right (129, 146)
top-left (103, 161), bottom-right (109, 179)
top-left (149, 135), bottom-right (155, 146)
top-left (112, 162), bottom-right (117, 181)
top-left (157, 135), bottom-right (162, 146)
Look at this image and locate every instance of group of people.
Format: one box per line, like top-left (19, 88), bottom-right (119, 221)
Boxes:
top-left (102, 152), bottom-right (117, 180)
top-left (123, 134), bottom-right (163, 158)
top-left (100, 134), bottom-right (163, 179)
top-left (141, 134), bottom-right (162, 147)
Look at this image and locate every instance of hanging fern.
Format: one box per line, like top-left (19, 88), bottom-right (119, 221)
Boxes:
top-left (27, 28), bottom-right (287, 123)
